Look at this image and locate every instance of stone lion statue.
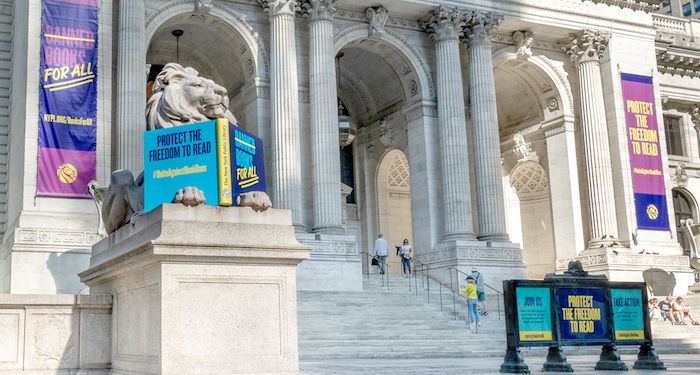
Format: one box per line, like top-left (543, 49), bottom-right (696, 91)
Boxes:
top-left (100, 63), bottom-right (271, 234)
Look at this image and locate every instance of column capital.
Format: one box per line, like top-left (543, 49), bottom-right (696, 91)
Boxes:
top-left (419, 6), bottom-right (470, 43)
top-left (561, 29), bottom-right (610, 65)
top-left (464, 11), bottom-right (503, 47)
top-left (300, 0), bottom-right (336, 21)
top-left (258, 0), bottom-right (299, 17)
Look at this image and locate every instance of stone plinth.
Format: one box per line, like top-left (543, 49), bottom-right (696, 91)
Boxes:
top-left (79, 205), bottom-right (311, 375)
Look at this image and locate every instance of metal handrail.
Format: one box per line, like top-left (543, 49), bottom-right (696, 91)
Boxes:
top-left (360, 251), bottom-right (391, 291)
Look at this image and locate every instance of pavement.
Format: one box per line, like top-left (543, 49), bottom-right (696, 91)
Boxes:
top-left (300, 353), bottom-right (700, 374)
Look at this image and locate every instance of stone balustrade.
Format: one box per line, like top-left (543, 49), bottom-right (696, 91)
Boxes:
top-left (0, 294), bottom-right (111, 373)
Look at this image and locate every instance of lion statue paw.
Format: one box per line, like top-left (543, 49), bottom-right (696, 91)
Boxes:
top-left (237, 191), bottom-right (272, 212)
top-left (173, 186), bottom-right (206, 207)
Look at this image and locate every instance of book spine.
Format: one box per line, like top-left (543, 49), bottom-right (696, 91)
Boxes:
top-left (215, 118), bottom-right (233, 206)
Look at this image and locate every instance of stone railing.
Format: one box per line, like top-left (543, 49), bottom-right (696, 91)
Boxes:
top-left (653, 13), bottom-right (690, 35)
top-left (0, 294), bottom-right (111, 373)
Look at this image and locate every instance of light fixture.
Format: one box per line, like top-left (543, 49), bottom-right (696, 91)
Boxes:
top-left (336, 52), bottom-right (355, 147)
top-left (172, 29), bottom-right (184, 63)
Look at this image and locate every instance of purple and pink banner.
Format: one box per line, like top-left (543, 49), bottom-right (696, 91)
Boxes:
top-left (37, 0), bottom-right (98, 198)
top-left (622, 73), bottom-right (669, 230)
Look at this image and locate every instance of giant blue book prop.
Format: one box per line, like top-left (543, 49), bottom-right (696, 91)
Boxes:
top-left (144, 118), bottom-right (266, 212)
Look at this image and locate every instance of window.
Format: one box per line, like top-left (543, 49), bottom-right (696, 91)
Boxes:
top-left (695, 0), bottom-right (700, 13)
top-left (674, 189), bottom-right (696, 256)
top-left (664, 116), bottom-right (684, 156)
top-left (683, 1), bottom-right (692, 16)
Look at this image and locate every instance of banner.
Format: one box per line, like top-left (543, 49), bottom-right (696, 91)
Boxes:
top-left (611, 288), bottom-right (645, 341)
top-left (622, 73), bottom-right (669, 230)
top-left (557, 287), bottom-right (608, 342)
top-left (516, 287), bottom-right (553, 342)
top-left (37, 0), bottom-right (99, 197)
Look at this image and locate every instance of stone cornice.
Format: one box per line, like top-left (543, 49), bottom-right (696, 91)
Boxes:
top-left (561, 29), bottom-right (610, 65)
top-left (584, 0), bottom-right (661, 12)
top-left (656, 47), bottom-right (700, 79)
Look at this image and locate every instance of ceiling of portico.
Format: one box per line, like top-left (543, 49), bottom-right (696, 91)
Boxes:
top-left (147, 14), bottom-right (250, 96)
top-left (338, 40), bottom-right (408, 127)
top-left (494, 59), bottom-right (556, 134)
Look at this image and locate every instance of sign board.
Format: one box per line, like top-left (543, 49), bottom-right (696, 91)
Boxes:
top-left (504, 279), bottom-right (650, 348)
top-left (144, 119), bottom-right (266, 212)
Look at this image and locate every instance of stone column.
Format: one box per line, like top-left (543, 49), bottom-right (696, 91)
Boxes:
top-left (563, 30), bottom-right (618, 246)
top-left (260, 0), bottom-right (304, 228)
top-left (420, 6), bottom-right (476, 241)
top-left (302, 0), bottom-right (343, 233)
top-left (464, 12), bottom-right (509, 242)
top-left (116, 0), bottom-right (146, 172)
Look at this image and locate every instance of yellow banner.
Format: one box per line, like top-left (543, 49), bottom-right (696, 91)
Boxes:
top-left (519, 331), bottom-right (552, 341)
top-left (615, 330), bottom-right (644, 340)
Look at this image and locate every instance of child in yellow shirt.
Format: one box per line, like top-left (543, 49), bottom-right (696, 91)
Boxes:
top-left (463, 277), bottom-right (480, 326)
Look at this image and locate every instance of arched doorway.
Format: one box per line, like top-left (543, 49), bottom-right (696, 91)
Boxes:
top-left (377, 150), bottom-right (413, 275)
top-left (333, 29), bottom-right (431, 271)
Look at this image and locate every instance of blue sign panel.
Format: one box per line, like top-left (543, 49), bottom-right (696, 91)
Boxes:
top-left (231, 127), bottom-right (266, 199)
top-left (557, 287), bottom-right (608, 342)
top-left (516, 287), bottom-right (553, 342)
top-left (144, 120), bottom-right (219, 212)
top-left (611, 288), bottom-right (645, 341)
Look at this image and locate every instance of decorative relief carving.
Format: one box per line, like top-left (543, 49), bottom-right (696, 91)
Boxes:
top-left (561, 29), bottom-right (610, 65)
top-left (512, 30), bottom-right (534, 59)
top-left (692, 104), bottom-right (700, 129)
top-left (557, 252), bottom-right (690, 271)
top-left (672, 162), bottom-right (689, 188)
top-left (16, 229), bottom-right (102, 248)
top-left (386, 153), bottom-right (410, 188)
top-left (32, 313), bottom-right (77, 365)
top-left (194, 0), bottom-right (213, 13)
top-left (300, 238), bottom-right (358, 256)
top-left (419, 6), bottom-right (469, 42)
top-left (464, 11), bottom-right (503, 46)
top-left (300, 0), bottom-right (336, 21)
top-left (547, 97), bottom-right (559, 112)
top-left (365, 6), bottom-right (389, 36)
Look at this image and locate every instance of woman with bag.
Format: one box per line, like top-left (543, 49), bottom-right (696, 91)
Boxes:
top-left (398, 239), bottom-right (412, 276)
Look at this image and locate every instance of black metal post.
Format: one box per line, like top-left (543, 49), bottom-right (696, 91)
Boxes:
top-left (542, 346), bottom-right (573, 372)
top-left (633, 342), bottom-right (666, 370)
top-left (594, 343), bottom-right (628, 371)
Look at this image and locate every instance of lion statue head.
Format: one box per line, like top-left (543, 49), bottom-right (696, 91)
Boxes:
top-left (146, 63), bottom-right (237, 130)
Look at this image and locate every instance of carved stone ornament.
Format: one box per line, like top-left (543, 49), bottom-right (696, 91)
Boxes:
top-left (101, 63), bottom-right (271, 234)
top-left (194, 0), bottom-right (213, 13)
top-left (300, 0), bottom-right (336, 21)
top-left (419, 6), bottom-right (469, 42)
top-left (366, 5), bottom-right (389, 36)
top-left (672, 162), bottom-right (689, 188)
top-left (692, 104), bottom-right (700, 130)
top-left (512, 132), bottom-right (536, 162)
top-left (465, 11), bottom-right (503, 46)
top-left (561, 29), bottom-right (610, 65)
top-left (512, 30), bottom-right (534, 59)
top-left (258, 0), bottom-right (298, 16)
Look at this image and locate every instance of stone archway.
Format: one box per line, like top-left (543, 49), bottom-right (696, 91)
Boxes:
top-left (376, 150), bottom-right (413, 275)
top-left (494, 47), bottom-right (584, 275)
top-left (335, 30), bottom-right (429, 266)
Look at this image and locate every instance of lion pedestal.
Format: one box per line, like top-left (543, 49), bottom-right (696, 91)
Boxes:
top-left (79, 204), bottom-right (310, 375)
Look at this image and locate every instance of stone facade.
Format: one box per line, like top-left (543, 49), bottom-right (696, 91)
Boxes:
top-left (0, 0), bottom-right (698, 295)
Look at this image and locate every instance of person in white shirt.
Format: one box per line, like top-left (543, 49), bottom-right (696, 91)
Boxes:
top-left (374, 233), bottom-right (388, 274)
top-left (398, 239), bottom-right (412, 276)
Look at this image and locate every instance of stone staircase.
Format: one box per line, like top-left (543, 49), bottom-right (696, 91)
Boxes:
top-left (297, 274), bottom-right (506, 360)
top-left (297, 274), bottom-right (700, 361)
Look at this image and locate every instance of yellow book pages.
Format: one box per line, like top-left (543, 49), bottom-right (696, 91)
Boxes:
top-left (216, 118), bottom-right (233, 206)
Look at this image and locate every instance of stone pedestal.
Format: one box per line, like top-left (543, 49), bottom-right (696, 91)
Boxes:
top-left (79, 205), bottom-right (311, 375)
